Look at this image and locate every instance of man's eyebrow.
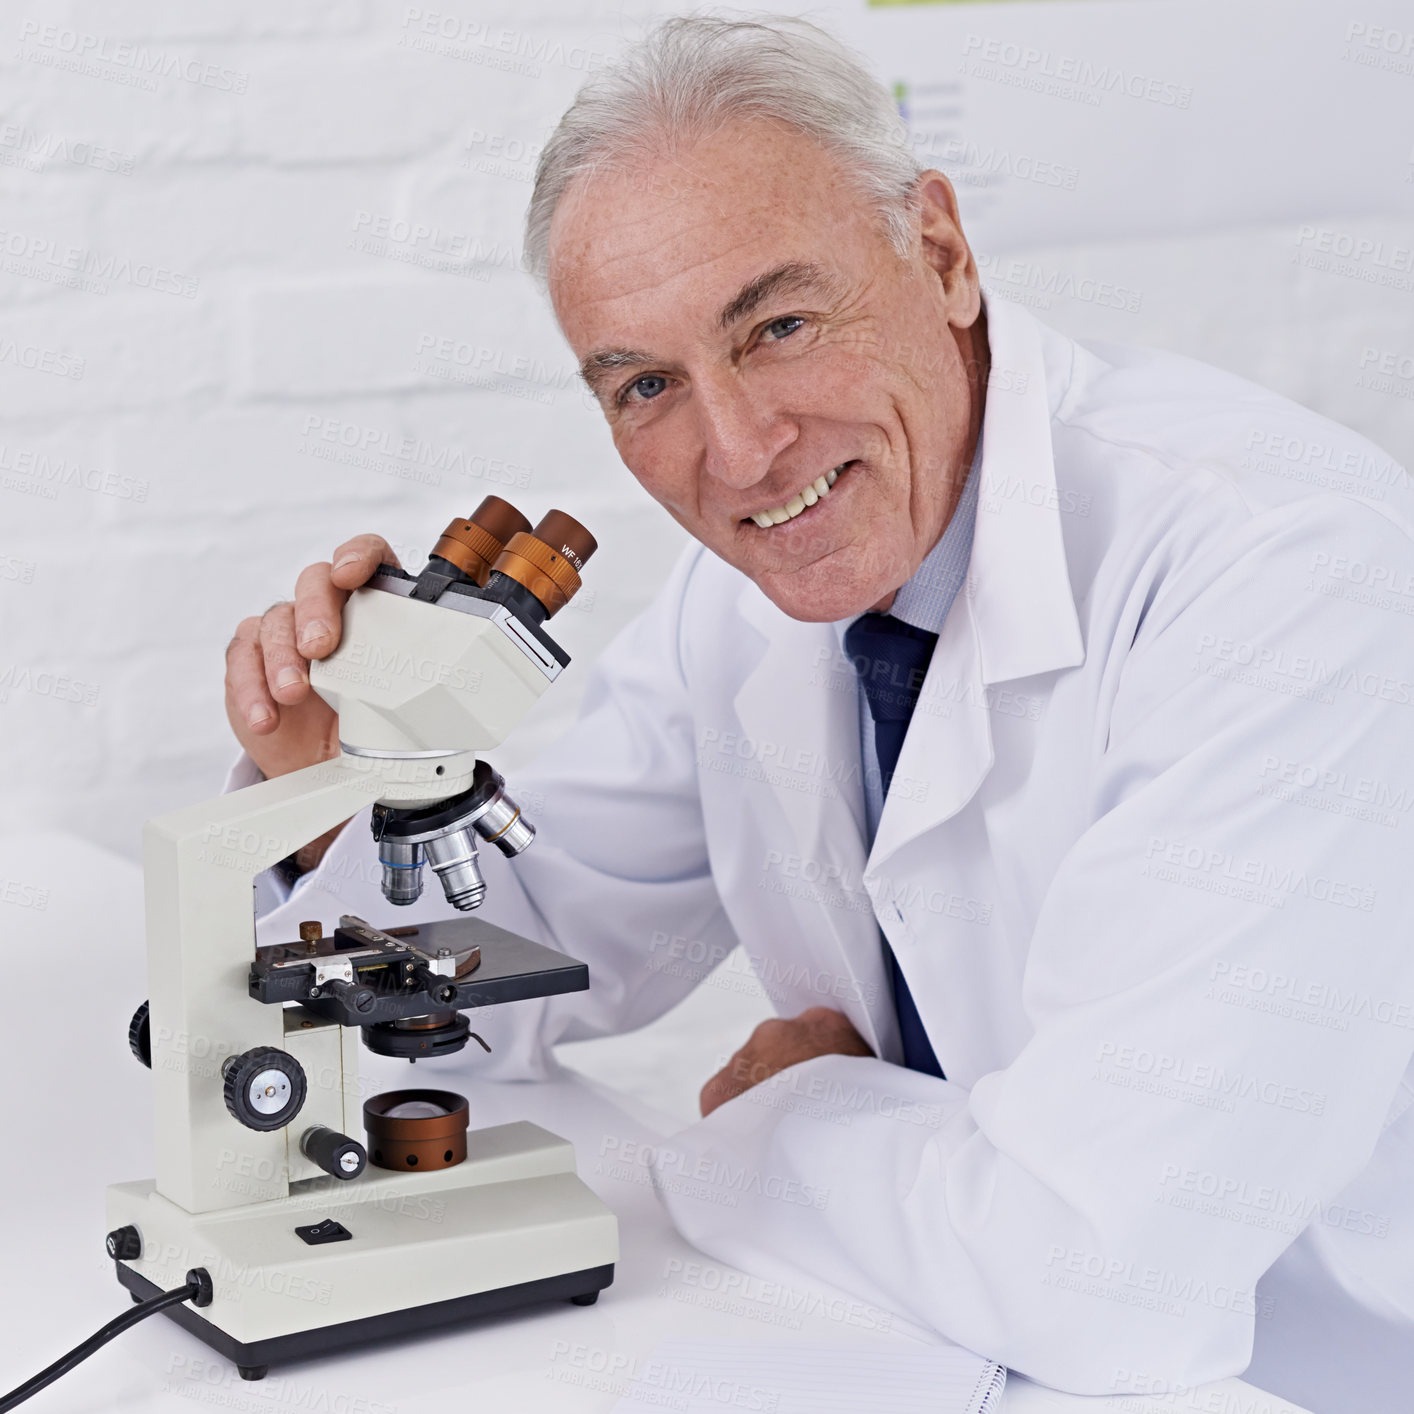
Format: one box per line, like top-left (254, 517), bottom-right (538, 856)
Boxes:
top-left (576, 262), bottom-right (838, 394)
top-left (578, 347), bottom-right (655, 393)
top-left (716, 260), bottom-right (837, 331)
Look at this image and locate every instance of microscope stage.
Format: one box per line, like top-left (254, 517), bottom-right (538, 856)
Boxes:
top-left (251, 915), bottom-right (589, 1026)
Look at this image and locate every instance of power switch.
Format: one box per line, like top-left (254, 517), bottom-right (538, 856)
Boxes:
top-left (295, 1218), bottom-right (352, 1246)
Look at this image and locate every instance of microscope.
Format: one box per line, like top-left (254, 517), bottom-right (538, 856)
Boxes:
top-left (104, 499), bottom-right (618, 1381)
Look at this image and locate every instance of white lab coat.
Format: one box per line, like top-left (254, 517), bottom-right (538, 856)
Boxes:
top-left (240, 295), bottom-right (1414, 1411)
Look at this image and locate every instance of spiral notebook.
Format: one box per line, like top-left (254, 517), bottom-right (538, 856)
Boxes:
top-left (609, 1339), bottom-right (1007, 1414)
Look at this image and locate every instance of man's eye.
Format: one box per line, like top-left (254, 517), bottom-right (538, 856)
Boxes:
top-left (763, 315), bottom-right (805, 341)
top-left (620, 374), bottom-right (668, 405)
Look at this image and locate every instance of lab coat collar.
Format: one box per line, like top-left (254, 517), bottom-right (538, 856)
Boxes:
top-left (967, 292), bottom-right (1086, 686)
top-left (869, 295), bottom-right (1085, 866)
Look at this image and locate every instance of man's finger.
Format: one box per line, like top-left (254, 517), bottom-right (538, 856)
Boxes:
top-left (259, 602), bottom-right (309, 704)
top-left (699, 1065), bottom-right (742, 1118)
top-left (293, 561), bottom-right (348, 660)
top-left (226, 615), bottom-right (279, 734)
top-left (329, 534), bottom-right (400, 591)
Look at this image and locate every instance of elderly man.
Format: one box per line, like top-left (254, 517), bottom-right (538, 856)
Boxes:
top-left (223, 17), bottom-right (1414, 1412)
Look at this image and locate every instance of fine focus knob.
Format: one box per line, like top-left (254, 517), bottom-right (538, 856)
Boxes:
top-left (490, 509), bottom-right (597, 618)
top-left (128, 1000), bottom-right (151, 1068)
top-left (222, 1047), bottom-right (308, 1132)
top-left (430, 496), bottom-right (533, 586)
top-left (300, 1125), bottom-right (367, 1181)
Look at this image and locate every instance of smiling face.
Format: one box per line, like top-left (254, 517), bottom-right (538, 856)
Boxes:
top-left (547, 118), bottom-right (988, 622)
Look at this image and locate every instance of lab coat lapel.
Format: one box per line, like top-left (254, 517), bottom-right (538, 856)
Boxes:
top-left (869, 293), bottom-right (1086, 869)
top-left (730, 589), bottom-right (899, 1058)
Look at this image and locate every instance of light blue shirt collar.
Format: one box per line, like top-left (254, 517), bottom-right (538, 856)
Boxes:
top-left (835, 434), bottom-right (983, 838)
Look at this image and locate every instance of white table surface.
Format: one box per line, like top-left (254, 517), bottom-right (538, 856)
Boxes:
top-left (0, 831), bottom-right (1312, 1414)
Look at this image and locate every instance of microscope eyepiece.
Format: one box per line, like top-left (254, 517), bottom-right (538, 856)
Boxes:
top-left (490, 509), bottom-right (597, 619)
top-left (429, 495), bottom-right (534, 587)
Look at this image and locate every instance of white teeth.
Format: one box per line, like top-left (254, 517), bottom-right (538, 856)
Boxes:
top-left (749, 462), bottom-right (851, 529)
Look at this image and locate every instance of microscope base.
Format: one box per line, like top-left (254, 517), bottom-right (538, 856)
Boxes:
top-left (115, 1259), bottom-right (614, 1379)
top-left (105, 1120), bottom-right (617, 1378)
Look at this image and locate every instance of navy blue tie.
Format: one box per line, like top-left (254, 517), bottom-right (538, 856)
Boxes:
top-left (843, 612), bottom-right (946, 1079)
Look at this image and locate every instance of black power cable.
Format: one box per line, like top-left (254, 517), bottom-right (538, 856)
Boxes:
top-left (0, 1268), bottom-right (213, 1412)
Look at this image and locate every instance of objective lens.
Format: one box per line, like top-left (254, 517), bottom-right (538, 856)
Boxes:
top-left (378, 839), bottom-right (424, 906)
top-left (422, 827), bottom-right (486, 911)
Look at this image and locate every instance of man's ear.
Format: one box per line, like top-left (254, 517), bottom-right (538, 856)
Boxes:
top-left (913, 170), bottom-right (982, 328)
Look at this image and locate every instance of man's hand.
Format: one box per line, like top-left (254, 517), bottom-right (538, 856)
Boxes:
top-left (699, 1006), bottom-right (874, 1117)
top-left (224, 534), bottom-right (401, 873)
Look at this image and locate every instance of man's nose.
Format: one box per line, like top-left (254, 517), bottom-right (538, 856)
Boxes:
top-left (695, 378), bottom-right (798, 490)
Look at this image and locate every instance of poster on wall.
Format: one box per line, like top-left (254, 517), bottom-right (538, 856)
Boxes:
top-left (835, 0), bottom-right (1414, 251)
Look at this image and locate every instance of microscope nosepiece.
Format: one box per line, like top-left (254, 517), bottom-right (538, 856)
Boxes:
top-left (370, 760), bottom-right (535, 910)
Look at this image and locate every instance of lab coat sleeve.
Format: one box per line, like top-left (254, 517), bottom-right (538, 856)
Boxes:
top-left (650, 494), bottom-right (1414, 1393)
top-left (236, 544), bottom-right (740, 1080)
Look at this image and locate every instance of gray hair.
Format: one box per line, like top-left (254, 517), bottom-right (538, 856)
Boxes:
top-left (523, 14), bottom-right (924, 283)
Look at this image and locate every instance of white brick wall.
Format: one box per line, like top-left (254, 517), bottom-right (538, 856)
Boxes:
top-left (2, 0), bottom-right (1411, 860)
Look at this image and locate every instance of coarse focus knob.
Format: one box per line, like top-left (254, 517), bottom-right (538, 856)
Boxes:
top-left (490, 509), bottom-right (597, 618)
top-left (128, 1000), bottom-right (151, 1068)
top-left (222, 1047), bottom-right (308, 1132)
top-left (300, 1125), bottom-right (367, 1181)
top-left (106, 1225), bottom-right (142, 1261)
top-left (430, 496), bottom-right (533, 586)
